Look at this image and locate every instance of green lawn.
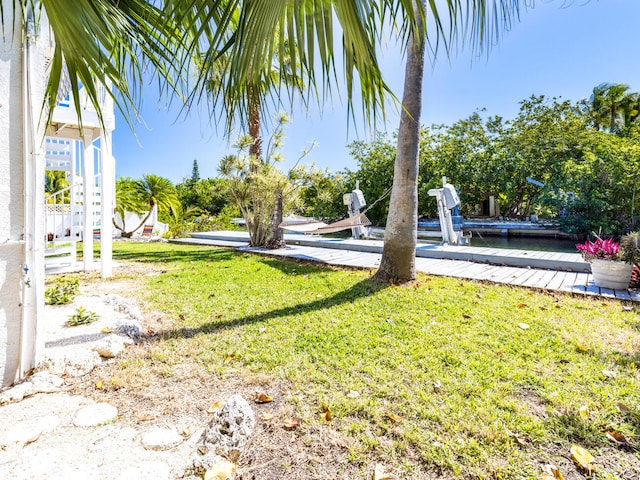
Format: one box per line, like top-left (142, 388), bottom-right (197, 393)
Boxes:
top-left (105, 242), bottom-right (639, 479)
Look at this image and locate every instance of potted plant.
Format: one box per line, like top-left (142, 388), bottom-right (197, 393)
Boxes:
top-left (576, 233), bottom-right (640, 289)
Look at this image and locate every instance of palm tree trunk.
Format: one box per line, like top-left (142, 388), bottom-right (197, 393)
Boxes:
top-left (373, 1), bottom-right (425, 284)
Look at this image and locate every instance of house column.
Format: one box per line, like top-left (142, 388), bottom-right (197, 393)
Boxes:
top-left (82, 130), bottom-right (95, 270)
top-left (100, 131), bottom-right (113, 278)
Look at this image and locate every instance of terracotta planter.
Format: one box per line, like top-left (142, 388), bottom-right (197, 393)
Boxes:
top-left (590, 259), bottom-right (633, 289)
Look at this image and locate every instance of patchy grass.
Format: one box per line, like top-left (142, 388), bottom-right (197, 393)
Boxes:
top-left (101, 242), bottom-right (639, 479)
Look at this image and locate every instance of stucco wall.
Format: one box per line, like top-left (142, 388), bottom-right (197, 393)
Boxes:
top-left (0, 2), bottom-right (47, 387)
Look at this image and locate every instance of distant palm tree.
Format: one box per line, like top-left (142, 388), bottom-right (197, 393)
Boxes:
top-left (113, 174), bottom-right (180, 237)
top-left (44, 170), bottom-right (70, 203)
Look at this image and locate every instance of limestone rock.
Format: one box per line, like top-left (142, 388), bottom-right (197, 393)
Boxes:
top-left (115, 461), bottom-right (172, 480)
top-left (105, 294), bottom-right (143, 321)
top-left (73, 402), bottom-right (118, 427)
top-left (93, 334), bottom-right (125, 358)
top-left (141, 427), bottom-right (184, 451)
top-left (41, 349), bottom-right (102, 377)
top-left (199, 394), bottom-right (255, 462)
top-left (115, 322), bottom-right (141, 343)
top-left (0, 382), bottom-right (34, 405)
top-left (28, 371), bottom-right (64, 393)
top-left (4, 415), bottom-right (60, 445)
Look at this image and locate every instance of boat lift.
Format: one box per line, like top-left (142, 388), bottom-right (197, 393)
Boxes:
top-left (428, 176), bottom-right (466, 245)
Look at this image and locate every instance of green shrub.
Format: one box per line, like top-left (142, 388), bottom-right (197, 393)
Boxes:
top-left (64, 306), bottom-right (99, 327)
top-left (45, 278), bottom-right (80, 305)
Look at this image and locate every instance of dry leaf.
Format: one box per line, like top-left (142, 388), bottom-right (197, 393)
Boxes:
top-left (283, 417), bottom-right (301, 430)
top-left (346, 390), bottom-right (360, 399)
top-left (260, 412), bottom-right (274, 421)
top-left (259, 327), bottom-right (267, 333)
top-left (223, 354), bottom-right (234, 365)
top-left (254, 393), bottom-right (273, 404)
top-left (387, 413), bottom-right (403, 423)
top-left (373, 463), bottom-right (392, 480)
top-left (320, 410), bottom-right (332, 423)
top-left (204, 459), bottom-right (236, 480)
top-left (179, 314), bottom-right (186, 321)
top-left (578, 405), bottom-right (590, 420)
top-left (432, 380), bottom-right (442, 393)
top-left (506, 429), bottom-right (528, 446)
top-left (95, 379), bottom-right (105, 390)
top-left (576, 344), bottom-right (587, 353)
top-left (617, 402), bottom-right (631, 414)
top-left (462, 313), bottom-right (472, 319)
top-left (182, 425), bottom-right (195, 437)
top-left (518, 323), bottom-right (530, 330)
top-left (570, 444), bottom-right (596, 474)
top-left (517, 303), bottom-right (528, 309)
top-left (541, 464), bottom-right (565, 480)
top-left (539, 306), bottom-right (549, 311)
top-left (602, 369), bottom-right (616, 379)
top-left (207, 400), bottom-right (225, 413)
top-left (606, 430), bottom-right (632, 447)
top-left (622, 305), bottom-right (635, 311)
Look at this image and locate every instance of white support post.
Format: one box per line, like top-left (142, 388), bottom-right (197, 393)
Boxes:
top-left (100, 132), bottom-right (113, 278)
top-left (82, 130), bottom-right (94, 271)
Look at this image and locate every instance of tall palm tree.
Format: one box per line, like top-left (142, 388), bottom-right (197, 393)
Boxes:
top-left (602, 83), bottom-right (632, 132)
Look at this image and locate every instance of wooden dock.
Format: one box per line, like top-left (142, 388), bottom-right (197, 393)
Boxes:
top-left (172, 231), bottom-right (639, 302)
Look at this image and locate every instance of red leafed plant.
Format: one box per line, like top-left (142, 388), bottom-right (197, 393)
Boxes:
top-left (576, 237), bottom-right (621, 261)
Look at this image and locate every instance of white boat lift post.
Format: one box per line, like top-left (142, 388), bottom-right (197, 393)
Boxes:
top-left (428, 176), bottom-right (462, 245)
top-left (343, 181), bottom-right (369, 239)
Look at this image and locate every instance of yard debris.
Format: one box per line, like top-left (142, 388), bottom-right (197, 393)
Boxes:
top-left (541, 464), bottom-right (564, 479)
top-left (283, 417), bottom-right (301, 430)
top-left (570, 444), bottom-right (596, 474)
top-left (254, 393), bottom-right (273, 404)
top-left (373, 463), bottom-right (392, 480)
top-left (606, 430), bottom-right (632, 448)
top-left (204, 459), bottom-right (236, 480)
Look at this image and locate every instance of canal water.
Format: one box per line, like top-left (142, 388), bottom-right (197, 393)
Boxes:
top-left (467, 234), bottom-right (577, 253)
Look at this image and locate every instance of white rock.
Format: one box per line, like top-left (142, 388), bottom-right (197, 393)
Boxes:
top-left (73, 402), bottom-right (118, 427)
top-left (4, 415), bottom-right (60, 445)
top-left (93, 334), bottom-right (125, 358)
top-left (116, 461), bottom-right (172, 480)
top-left (41, 349), bottom-right (102, 377)
top-left (0, 382), bottom-right (34, 405)
top-left (200, 394), bottom-right (255, 460)
top-left (29, 372), bottom-right (64, 393)
top-left (141, 427), bottom-right (184, 451)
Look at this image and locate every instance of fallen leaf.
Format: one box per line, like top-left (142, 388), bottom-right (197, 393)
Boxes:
top-left (260, 412), bottom-right (274, 421)
top-left (373, 463), bottom-right (392, 480)
top-left (462, 313), bottom-right (472, 319)
top-left (283, 417), bottom-right (301, 430)
top-left (539, 306), bottom-right (549, 311)
top-left (518, 323), bottom-right (530, 330)
top-left (320, 410), bottom-right (332, 423)
top-left (182, 425), bottom-right (195, 437)
top-left (578, 405), bottom-right (590, 420)
top-left (207, 400), bottom-right (225, 413)
top-left (95, 379), bottom-right (105, 390)
top-left (602, 369), bottom-right (616, 379)
top-left (254, 393), bottom-right (273, 404)
top-left (204, 459), bottom-right (236, 480)
top-left (606, 430), bottom-right (632, 447)
top-left (541, 464), bottom-right (565, 480)
top-left (179, 314), bottom-right (186, 321)
top-left (258, 327), bottom-right (267, 333)
top-left (622, 305), bottom-right (635, 311)
top-left (575, 344), bottom-right (587, 353)
top-left (617, 402), bottom-right (631, 414)
top-left (432, 380), bottom-right (442, 392)
top-left (387, 413), bottom-right (403, 423)
top-left (517, 303), bottom-right (528, 309)
top-left (346, 390), bottom-right (360, 399)
top-left (223, 354), bottom-right (234, 365)
top-left (570, 444), bottom-right (596, 474)
top-left (506, 429), bottom-right (528, 446)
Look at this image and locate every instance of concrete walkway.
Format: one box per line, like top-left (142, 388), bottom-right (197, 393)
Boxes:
top-left (170, 231), bottom-right (640, 302)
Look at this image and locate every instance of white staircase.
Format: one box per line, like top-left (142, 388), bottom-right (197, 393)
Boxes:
top-left (44, 138), bottom-right (102, 268)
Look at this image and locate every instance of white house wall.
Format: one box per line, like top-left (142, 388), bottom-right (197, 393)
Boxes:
top-left (0, 2), bottom-right (48, 387)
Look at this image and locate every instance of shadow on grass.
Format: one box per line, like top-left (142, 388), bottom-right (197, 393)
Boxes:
top-left (113, 245), bottom-right (237, 264)
top-left (160, 277), bottom-right (388, 340)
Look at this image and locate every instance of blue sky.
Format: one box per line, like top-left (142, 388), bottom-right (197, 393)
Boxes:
top-left (113, 0), bottom-right (640, 184)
